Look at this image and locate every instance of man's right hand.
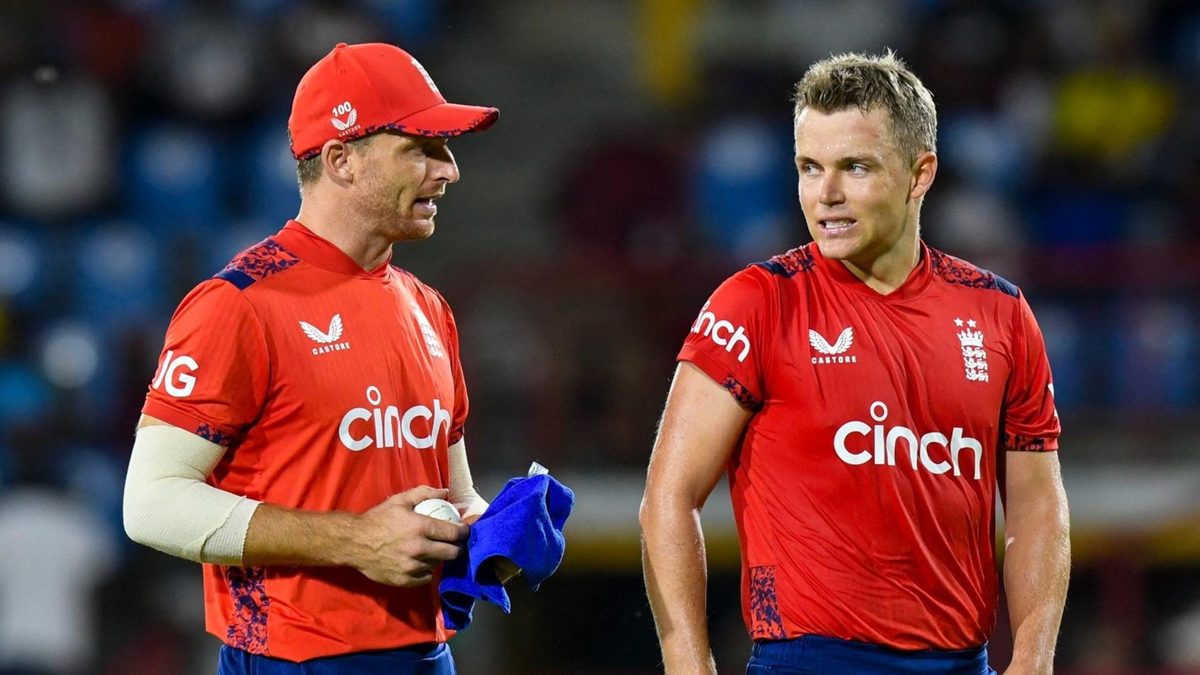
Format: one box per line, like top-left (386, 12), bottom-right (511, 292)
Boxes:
top-left (353, 486), bottom-right (471, 587)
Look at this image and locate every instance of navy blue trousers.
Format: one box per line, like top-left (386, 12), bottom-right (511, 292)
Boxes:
top-left (747, 634), bottom-right (997, 674)
top-left (218, 643), bottom-right (455, 675)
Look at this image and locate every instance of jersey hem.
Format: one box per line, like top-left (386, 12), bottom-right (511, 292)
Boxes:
top-left (207, 631), bottom-right (452, 662)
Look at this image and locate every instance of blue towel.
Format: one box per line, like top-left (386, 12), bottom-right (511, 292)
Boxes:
top-left (439, 473), bottom-right (574, 630)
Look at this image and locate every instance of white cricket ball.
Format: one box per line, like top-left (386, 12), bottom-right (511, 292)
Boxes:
top-left (414, 498), bottom-right (462, 524)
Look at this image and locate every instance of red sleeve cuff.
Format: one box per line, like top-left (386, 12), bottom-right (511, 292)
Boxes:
top-left (677, 347), bottom-right (763, 412)
top-left (1003, 432), bottom-right (1059, 452)
top-left (142, 398), bottom-right (239, 447)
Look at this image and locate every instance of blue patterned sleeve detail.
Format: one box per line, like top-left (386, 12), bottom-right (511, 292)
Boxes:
top-left (749, 565), bottom-right (786, 640)
top-left (195, 423), bottom-right (233, 447)
top-left (753, 246), bottom-right (816, 278)
top-left (928, 247), bottom-right (1019, 298)
top-left (215, 238), bottom-right (301, 290)
top-left (224, 566), bottom-right (270, 654)
top-left (1004, 432), bottom-right (1055, 452)
top-left (724, 376), bottom-right (763, 412)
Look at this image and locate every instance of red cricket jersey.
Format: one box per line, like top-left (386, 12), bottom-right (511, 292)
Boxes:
top-left (143, 221), bottom-right (468, 661)
top-left (678, 241), bottom-right (1060, 651)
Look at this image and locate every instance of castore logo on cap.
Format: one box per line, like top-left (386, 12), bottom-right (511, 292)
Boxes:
top-left (330, 101), bottom-right (359, 135)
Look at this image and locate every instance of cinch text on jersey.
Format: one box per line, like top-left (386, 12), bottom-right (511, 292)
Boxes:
top-left (833, 401), bottom-right (983, 480)
top-left (338, 385), bottom-right (451, 452)
top-left (691, 301), bottom-right (751, 362)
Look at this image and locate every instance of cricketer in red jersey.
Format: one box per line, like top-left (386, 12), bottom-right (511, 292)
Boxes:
top-left (641, 52), bottom-right (1069, 675)
top-left (124, 43), bottom-right (500, 673)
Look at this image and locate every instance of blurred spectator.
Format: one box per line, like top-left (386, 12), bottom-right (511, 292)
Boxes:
top-left (123, 123), bottom-right (227, 232)
top-left (924, 181), bottom-right (1027, 278)
top-left (0, 228), bottom-right (46, 313)
top-left (1111, 298), bottom-right (1199, 414)
top-left (691, 114), bottom-right (795, 262)
top-left (557, 131), bottom-right (690, 269)
top-left (637, 0), bottom-right (703, 106)
top-left (143, 7), bottom-right (267, 122)
top-left (74, 223), bottom-right (168, 331)
top-left (0, 364), bottom-right (51, 443)
top-left (1050, 2), bottom-right (1176, 173)
top-left (1031, 303), bottom-right (1085, 412)
top-left (242, 120), bottom-right (302, 220)
top-left (0, 72), bottom-right (115, 220)
top-left (275, 0), bottom-right (386, 72)
top-left (0, 433), bottom-right (117, 675)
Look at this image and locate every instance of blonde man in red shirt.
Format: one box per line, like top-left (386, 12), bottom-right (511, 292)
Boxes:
top-left (642, 51), bottom-right (1069, 675)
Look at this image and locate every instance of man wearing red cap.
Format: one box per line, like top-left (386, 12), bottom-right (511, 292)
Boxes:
top-left (123, 43), bottom-right (499, 674)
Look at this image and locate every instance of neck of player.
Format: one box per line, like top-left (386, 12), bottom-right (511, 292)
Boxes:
top-left (839, 224), bottom-right (922, 296)
top-left (295, 204), bottom-right (394, 272)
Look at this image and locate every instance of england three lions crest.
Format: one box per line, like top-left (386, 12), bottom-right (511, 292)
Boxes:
top-left (410, 302), bottom-right (446, 359)
top-left (954, 318), bottom-right (988, 382)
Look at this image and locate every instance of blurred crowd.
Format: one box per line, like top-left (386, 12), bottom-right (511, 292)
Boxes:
top-left (0, 0), bottom-right (1198, 673)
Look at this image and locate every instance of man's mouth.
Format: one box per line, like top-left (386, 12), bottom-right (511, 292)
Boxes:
top-left (819, 219), bottom-right (856, 233)
top-left (413, 197), bottom-right (439, 216)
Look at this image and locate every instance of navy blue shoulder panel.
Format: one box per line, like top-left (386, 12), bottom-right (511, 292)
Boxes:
top-left (928, 247), bottom-right (1019, 298)
top-left (752, 245), bottom-right (816, 278)
top-left (213, 237), bottom-right (301, 291)
top-left (992, 273), bottom-right (1019, 298)
top-left (214, 268), bottom-right (255, 290)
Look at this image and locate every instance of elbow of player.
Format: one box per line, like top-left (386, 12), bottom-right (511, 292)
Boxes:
top-left (638, 490), bottom-right (679, 537)
top-left (122, 483), bottom-right (155, 548)
top-left (122, 478), bottom-right (165, 549)
top-left (122, 476), bottom-right (205, 561)
top-left (1041, 491), bottom-right (1071, 540)
top-left (1055, 502), bottom-right (1072, 550)
top-left (637, 490), bottom-right (660, 534)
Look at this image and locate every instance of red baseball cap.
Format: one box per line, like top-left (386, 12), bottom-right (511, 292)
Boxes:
top-left (288, 42), bottom-right (499, 159)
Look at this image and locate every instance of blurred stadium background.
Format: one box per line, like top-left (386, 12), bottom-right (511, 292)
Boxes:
top-left (0, 0), bottom-right (1198, 673)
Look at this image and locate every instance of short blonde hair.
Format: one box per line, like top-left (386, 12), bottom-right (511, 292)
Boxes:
top-left (792, 50), bottom-right (937, 163)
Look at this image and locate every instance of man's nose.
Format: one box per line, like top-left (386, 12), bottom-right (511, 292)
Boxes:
top-left (432, 151), bottom-right (460, 184)
top-left (819, 173), bottom-right (844, 204)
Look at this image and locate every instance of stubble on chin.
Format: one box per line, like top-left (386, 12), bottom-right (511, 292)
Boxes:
top-left (388, 216), bottom-right (436, 243)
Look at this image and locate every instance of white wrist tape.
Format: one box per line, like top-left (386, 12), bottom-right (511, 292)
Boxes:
top-left (448, 438), bottom-right (488, 521)
top-left (123, 424), bottom-right (260, 564)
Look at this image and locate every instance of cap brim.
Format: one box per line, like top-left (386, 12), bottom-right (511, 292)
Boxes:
top-left (392, 103), bottom-right (499, 137)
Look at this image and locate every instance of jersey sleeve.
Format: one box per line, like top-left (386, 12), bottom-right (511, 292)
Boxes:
top-left (437, 293), bottom-right (469, 445)
top-left (1002, 292), bottom-right (1061, 452)
top-left (142, 279), bottom-right (270, 447)
top-left (677, 267), bottom-right (774, 411)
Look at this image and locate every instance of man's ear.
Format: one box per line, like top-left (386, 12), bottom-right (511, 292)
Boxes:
top-left (322, 139), bottom-right (354, 185)
top-left (910, 151), bottom-right (938, 201)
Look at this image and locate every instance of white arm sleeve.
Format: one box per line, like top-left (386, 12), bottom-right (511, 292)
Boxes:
top-left (123, 424), bottom-right (260, 565)
top-left (448, 438), bottom-right (489, 521)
